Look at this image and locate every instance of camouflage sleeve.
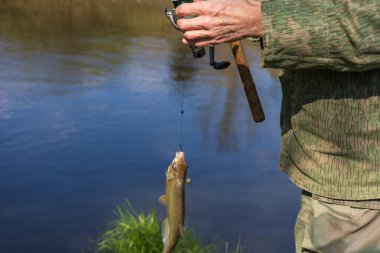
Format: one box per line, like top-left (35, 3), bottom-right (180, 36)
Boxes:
top-left (260, 0), bottom-right (380, 71)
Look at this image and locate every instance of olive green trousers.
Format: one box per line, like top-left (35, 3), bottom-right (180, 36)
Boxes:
top-left (295, 191), bottom-right (380, 253)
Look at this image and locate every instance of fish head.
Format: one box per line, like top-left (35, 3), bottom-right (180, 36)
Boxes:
top-left (167, 151), bottom-right (188, 180)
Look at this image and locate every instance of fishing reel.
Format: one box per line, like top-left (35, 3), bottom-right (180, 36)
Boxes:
top-left (163, 0), bottom-right (230, 70)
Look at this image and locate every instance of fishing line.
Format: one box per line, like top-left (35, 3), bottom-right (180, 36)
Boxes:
top-left (178, 88), bottom-right (185, 152)
top-left (162, 0), bottom-right (186, 152)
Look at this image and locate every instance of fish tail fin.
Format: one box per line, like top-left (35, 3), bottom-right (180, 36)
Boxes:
top-left (179, 225), bottom-right (193, 248)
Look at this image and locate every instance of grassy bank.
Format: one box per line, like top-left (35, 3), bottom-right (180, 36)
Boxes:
top-left (96, 201), bottom-right (242, 253)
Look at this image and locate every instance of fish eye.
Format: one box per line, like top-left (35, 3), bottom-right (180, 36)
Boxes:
top-left (172, 162), bottom-right (177, 172)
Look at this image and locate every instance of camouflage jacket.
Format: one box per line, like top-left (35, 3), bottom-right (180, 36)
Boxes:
top-left (260, 0), bottom-right (380, 201)
top-left (261, 0), bottom-right (380, 71)
top-left (278, 69), bottom-right (380, 201)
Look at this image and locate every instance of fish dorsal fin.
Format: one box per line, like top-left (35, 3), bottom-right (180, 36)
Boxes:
top-left (159, 195), bottom-right (168, 206)
top-left (160, 218), bottom-right (169, 246)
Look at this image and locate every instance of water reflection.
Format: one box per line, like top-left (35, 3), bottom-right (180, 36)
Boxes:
top-left (0, 0), bottom-right (171, 87)
top-left (0, 1), bottom-right (299, 253)
top-left (0, 0), bottom-right (168, 42)
top-left (170, 43), bottom-right (198, 82)
top-left (217, 80), bottom-right (240, 151)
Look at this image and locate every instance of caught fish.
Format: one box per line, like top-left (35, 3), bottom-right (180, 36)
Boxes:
top-left (159, 151), bottom-right (191, 253)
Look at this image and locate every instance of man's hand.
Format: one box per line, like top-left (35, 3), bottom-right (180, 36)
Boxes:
top-left (176, 0), bottom-right (262, 47)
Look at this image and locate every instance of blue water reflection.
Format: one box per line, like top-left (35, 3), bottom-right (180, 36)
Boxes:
top-left (0, 3), bottom-right (300, 252)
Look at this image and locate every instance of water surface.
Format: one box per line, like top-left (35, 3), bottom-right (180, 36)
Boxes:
top-left (0, 1), bottom-right (300, 252)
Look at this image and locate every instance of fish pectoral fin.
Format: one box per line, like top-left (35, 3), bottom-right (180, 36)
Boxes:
top-left (160, 218), bottom-right (169, 246)
top-left (159, 195), bottom-right (168, 206)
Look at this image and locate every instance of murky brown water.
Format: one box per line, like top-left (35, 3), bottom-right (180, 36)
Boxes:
top-left (0, 1), bottom-right (300, 252)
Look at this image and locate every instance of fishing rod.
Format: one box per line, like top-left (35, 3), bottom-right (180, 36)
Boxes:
top-left (163, 0), bottom-right (265, 123)
top-left (229, 41), bottom-right (265, 122)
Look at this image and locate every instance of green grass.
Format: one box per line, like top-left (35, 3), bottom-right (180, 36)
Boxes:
top-left (96, 201), bottom-right (243, 253)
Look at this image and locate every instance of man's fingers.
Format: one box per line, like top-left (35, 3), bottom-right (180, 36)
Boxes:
top-left (193, 39), bottom-right (215, 48)
top-left (182, 36), bottom-right (217, 48)
top-left (175, 1), bottom-right (212, 17)
top-left (177, 16), bottom-right (213, 31)
top-left (183, 30), bottom-right (214, 41)
top-left (182, 38), bottom-right (188, 45)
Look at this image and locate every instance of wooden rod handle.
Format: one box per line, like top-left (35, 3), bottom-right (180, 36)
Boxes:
top-left (230, 40), bottom-right (265, 123)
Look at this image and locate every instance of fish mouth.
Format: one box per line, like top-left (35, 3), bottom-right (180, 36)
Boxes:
top-left (175, 152), bottom-right (186, 166)
top-left (175, 151), bottom-right (185, 160)
top-left (172, 151), bottom-right (187, 173)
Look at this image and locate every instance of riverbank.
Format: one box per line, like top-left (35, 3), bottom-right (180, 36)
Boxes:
top-left (0, 0), bottom-right (169, 41)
